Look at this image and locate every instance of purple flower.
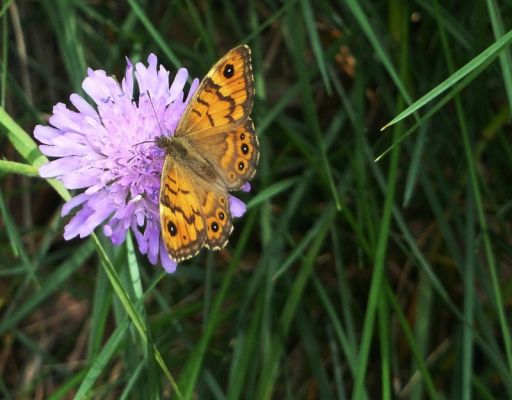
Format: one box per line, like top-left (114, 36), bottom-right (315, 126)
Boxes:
top-left (34, 54), bottom-right (247, 273)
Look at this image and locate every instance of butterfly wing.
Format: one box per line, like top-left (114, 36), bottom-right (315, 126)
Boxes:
top-left (176, 45), bottom-right (259, 190)
top-left (193, 181), bottom-right (233, 251)
top-left (182, 118), bottom-right (259, 190)
top-left (175, 44), bottom-right (254, 136)
top-left (160, 45), bottom-right (256, 262)
top-left (160, 154), bottom-right (233, 260)
top-left (159, 156), bottom-right (207, 262)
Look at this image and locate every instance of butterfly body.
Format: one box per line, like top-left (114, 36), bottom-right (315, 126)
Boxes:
top-left (156, 136), bottom-right (219, 185)
top-left (158, 45), bottom-right (258, 262)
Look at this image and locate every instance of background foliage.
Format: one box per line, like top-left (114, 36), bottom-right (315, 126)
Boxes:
top-left (1, 0), bottom-right (512, 398)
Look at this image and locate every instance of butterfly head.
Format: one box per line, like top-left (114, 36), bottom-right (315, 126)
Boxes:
top-left (155, 135), bottom-right (173, 151)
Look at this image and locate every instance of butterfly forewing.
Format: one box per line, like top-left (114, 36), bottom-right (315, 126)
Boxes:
top-left (175, 45), bottom-right (254, 136)
top-left (159, 157), bottom-right (207, 261)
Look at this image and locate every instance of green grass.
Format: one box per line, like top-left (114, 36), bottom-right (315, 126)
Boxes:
top-left (1, 0), bottom-right (512, 398)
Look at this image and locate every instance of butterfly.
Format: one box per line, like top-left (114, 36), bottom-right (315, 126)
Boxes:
top-left (156, 45), bottom-right (259, 262)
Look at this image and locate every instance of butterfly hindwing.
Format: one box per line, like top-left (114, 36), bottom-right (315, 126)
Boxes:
top-left (193, 183), bottom-right (233, 250)
top-left (184, 118), bottom-right (259, 190)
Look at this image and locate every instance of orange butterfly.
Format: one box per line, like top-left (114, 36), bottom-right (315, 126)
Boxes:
top-left (156, 45), bottom-right (259, 262)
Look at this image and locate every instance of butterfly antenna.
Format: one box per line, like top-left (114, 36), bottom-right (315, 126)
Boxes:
top-left (133, 139), bottom-right (154, 147)
top-left (147, 91), bottom-right (165, 136)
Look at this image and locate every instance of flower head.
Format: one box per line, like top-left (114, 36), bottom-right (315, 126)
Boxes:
top-left (35, 54), bottom-right (246, 273)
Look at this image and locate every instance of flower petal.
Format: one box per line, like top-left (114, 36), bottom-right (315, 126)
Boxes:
top-left (78, 205), bottom-right (114, 238)
top-left (39, 156), bottom-right (82, 178)
top-left (122, 57), bottom-right (134, 97)
top-left (61, 170), bottom-right (99, 189)
top-left (229, 195), bottom-right (246, 218)
top-left (83, 72), bottom-right (115, 104)
top-left (169, 68), bottom-right (188, 102)
top-left (34, 125), bottom-right (61, 144)
top-left (64, 207), bottom-right (94, 240)
top-left (70, 94), bottom-right (99, 119)
top-left (160, 239), bottom-right (177, 273)
top-left (61, 192), bottom-right (91, 216)
top-left (186, 78), bottom-right (200, 103)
